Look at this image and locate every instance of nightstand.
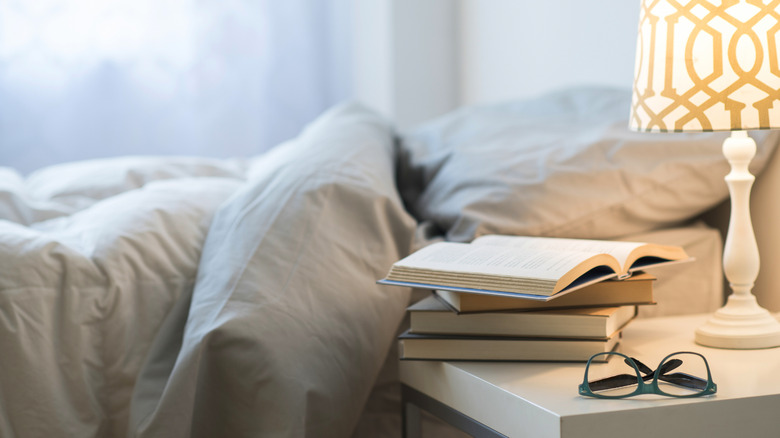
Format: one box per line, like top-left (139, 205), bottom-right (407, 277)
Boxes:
top-left (400, 313), bottom-right (780, 438)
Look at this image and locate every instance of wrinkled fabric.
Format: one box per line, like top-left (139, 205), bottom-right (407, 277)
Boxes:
top-left (398, 87), bottom-right (780, 242)
top-left (129, 104), bottom-right (416, 438)
top-left (0, 161), bottom-right (243, 437)
top-left (0, 104), bottom-right (417, 438)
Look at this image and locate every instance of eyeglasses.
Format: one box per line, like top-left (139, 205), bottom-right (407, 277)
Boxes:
top-left (579, 351), bottom-right (717, 399)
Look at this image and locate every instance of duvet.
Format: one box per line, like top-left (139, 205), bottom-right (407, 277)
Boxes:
top-left (0, 104), bottom-right (417, 438)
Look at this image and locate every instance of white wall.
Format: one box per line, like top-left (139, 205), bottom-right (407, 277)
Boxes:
top-left (350, 0), bottom-right (642, 126)
top-left (458, 0), bottom-right (641, 105)
top-left (350, 0), bottom-right (458, 129)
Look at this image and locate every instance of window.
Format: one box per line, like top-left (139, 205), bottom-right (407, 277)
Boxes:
top-left (0, 0), bottom-right (350, 173)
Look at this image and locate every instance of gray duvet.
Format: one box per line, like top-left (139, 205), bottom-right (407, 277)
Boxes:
top-left (0, 104), bottom-right (416, 437)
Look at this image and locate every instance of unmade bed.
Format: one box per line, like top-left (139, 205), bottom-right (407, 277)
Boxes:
top-left (1, 88), bottom-right (778, 437)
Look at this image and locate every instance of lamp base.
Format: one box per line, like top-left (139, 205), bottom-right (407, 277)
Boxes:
top-left (695, 294), bottom-right (780, 349)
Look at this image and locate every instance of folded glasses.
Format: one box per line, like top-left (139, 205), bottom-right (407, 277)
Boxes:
top-left (579, 351), bottom-right (717, 399)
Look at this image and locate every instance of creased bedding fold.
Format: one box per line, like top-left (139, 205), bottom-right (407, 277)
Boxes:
top-left (0, 103), bottom-right (415, 438)
top-left (0, 175), bottom-right (242, 437)
top-left (128, 103), bottom-right (416, 438)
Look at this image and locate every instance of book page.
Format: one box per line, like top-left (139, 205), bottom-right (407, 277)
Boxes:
top-left (392, 242), bottom-right (609, 280)
top-left (473, 235), bottom-right (644, 270)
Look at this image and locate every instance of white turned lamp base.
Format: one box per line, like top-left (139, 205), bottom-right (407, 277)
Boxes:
top-left (694, 131), bottom-right (780, 349)
top-left (695, 294), bottom-right (780, 349)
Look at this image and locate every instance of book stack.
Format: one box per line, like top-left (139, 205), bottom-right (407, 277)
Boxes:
top-left (379, 235), bottom-right (690, 362)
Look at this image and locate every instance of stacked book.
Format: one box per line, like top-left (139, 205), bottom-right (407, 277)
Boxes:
top-left (379, 234), bottom-right (690, 362)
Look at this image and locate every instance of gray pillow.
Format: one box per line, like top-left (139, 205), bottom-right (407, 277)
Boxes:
top-left (398, 87), bottom-right (779, 241)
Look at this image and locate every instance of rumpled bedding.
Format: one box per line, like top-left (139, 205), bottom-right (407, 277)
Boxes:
top-left (2, 88), bottom-right (761, 438)
top-left (0, 104), bottom-right (417, 438)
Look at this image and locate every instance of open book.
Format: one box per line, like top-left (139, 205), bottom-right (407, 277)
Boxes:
top-left (379, 235), bottom-right (690, 300)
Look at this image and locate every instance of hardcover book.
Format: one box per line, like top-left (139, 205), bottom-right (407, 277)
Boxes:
top-left (435, 272), bottom-right (655, 313)
top-left (408, 295), bottom-right (636, 339)
top-left (398, 330), bottom-right (620, 362)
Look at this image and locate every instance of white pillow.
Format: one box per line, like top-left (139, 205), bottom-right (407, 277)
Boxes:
top-left (398, 87), bottom-right (779, 241)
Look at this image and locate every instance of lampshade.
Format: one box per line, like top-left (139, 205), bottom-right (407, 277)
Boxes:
top-left (630, 0), bottom-right (780, 132)
top-left (629, 0), bottom-right (780, 349)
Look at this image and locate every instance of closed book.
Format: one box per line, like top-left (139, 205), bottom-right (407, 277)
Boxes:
top-left (409, 295), bottom-right (636, 338)
top-left (398, 330), bottom-right (620, 362)
top-left (435, 273), bottom-right (655, 313)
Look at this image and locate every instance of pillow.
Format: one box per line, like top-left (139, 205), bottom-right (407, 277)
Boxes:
top-left (128, 103), bottom-right (418, 438)
top-left (397, 87), bottom-right (780, 241)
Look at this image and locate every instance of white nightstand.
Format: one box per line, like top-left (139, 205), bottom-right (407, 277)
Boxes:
top-left (400, 313), bottom-right (780, 438)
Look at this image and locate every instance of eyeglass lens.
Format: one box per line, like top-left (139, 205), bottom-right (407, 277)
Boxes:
top-left (655, 352), bottom-right (709, 396)
top-left (585, 354), bottom-right (641, 397)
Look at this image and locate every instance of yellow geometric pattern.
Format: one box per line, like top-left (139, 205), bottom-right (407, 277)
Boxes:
top-left (630, 0), bottom-right (780, 132)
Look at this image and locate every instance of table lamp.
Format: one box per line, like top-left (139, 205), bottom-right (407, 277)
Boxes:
top-left (630, 0), bottom-right (780, 349)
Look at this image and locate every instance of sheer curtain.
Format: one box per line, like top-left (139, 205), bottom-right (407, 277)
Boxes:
top-left (0, 0), bottom-right (350, 174)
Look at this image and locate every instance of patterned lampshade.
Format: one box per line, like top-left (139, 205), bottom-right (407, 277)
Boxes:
top-left (630, 0), bottom-right (780, 132)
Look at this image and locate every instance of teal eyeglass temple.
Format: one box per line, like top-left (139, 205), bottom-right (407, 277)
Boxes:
top-left (579, 351), bottom-right (717, 399)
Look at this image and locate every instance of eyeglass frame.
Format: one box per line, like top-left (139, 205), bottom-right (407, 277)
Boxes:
top-left (578, 351), bottom-right (717, 399)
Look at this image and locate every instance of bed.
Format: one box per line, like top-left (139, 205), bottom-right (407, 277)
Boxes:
top-left (2, 86), bottom-right (779, 437)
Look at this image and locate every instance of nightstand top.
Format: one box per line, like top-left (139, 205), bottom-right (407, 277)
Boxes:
top-left (400, 313), bottom-right (780, 438)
